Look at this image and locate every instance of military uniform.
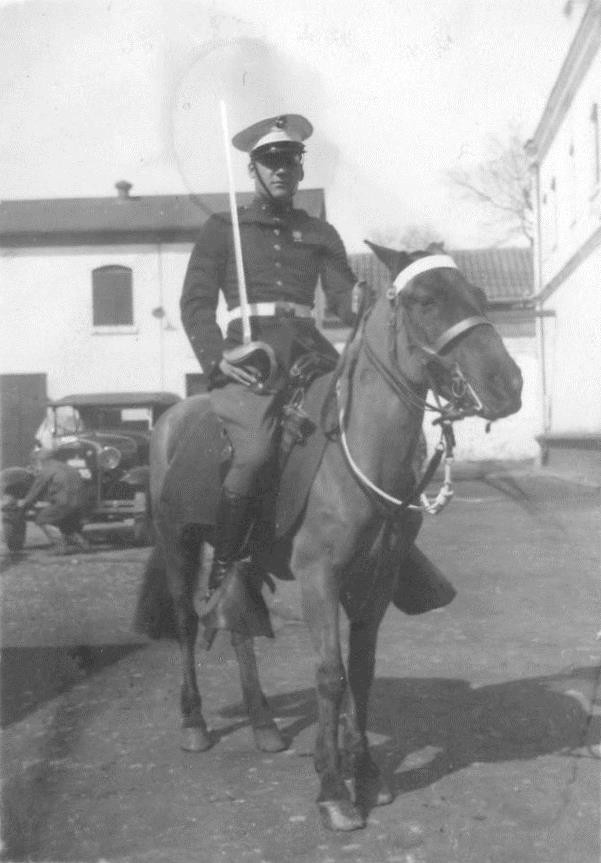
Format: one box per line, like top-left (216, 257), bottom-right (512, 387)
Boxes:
top-left (181, 199), bottom-right (357, 495)
top-left (181, 112), bottom-right (360, 634)
top-left (181, 199), bottom-right (356, 378)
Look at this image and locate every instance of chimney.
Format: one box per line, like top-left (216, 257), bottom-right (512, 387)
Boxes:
top-left (115, 180), bottom-right (133, 199)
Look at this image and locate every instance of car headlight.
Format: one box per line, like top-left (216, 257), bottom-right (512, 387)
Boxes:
top-left (98, 446), bottom-right (121, 470)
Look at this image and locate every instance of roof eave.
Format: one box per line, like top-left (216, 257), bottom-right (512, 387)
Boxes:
top-left (1, 228), bottom-right (202, 247)
top-left (530, 1), bottom-right (601, 161)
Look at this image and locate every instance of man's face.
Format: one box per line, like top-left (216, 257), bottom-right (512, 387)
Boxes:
top-left (249, 150), bottom-right (303, 202)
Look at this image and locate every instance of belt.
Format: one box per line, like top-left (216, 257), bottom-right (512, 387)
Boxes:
top-left (227, 302), bottom-right (314, 321)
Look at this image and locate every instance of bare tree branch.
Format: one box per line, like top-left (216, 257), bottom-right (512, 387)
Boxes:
top-left (447, 127), bottom-right (533, 244)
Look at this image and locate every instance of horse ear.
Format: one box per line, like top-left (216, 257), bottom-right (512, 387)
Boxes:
top-left (364, 239), bottom-right (409, 280)
top-left (426, 241), bottom-right (446, 253)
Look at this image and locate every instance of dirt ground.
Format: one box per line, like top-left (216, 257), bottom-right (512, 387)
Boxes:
top-left (1, 468), bottom-right (600, 863)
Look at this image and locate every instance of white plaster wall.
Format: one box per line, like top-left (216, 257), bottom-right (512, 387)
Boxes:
top-left (0, 243), bottom-right (196, 398)
top-left (540, 244), bottom-right (601, 433)
top-left (539, 49), bottom-right (601, 284)
top-left (535, 45), bottom-right (601, 437)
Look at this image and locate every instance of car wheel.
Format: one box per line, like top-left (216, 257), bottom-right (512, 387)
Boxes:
top-left (133, 513), bottom-right (154, 547)
top-left (2, 497), bottom-right (27, 552)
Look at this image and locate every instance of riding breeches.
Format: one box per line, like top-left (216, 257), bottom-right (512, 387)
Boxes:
top-left (209, 382), bottom-right (282, 497)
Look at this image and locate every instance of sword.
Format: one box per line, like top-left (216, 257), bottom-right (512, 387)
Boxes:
top-left (219, 101), bottom-right (277, 391)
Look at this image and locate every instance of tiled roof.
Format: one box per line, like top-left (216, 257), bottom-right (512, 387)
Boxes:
top-left (350, 247), bottom-right (533, 303)
top-left (0, 188), bottom-right (326, 246)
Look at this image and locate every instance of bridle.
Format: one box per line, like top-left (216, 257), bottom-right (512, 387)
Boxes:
top-left (337, 254), bottom-right (494, 515)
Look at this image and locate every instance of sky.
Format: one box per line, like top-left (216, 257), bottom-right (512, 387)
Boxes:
top-left (0, 0), bottom-right (583, 251)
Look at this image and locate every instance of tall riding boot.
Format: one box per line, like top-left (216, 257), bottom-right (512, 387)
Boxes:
top-left (208, 490), bottom-right (253, 592)
top-left (200, 490), bottom-right (273, 646)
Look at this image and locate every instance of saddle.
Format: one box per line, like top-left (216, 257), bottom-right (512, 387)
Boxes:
top-left (160, 353), bottom-right (338, 548)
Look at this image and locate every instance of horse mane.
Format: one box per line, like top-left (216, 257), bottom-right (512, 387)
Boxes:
top-left (319, 288), bottom-right (375, 434)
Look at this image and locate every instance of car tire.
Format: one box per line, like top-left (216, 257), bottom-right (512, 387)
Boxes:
top-left (133, 513), bottom-right (154, 547)
top-left (2, 498), bottom-right (27, 552)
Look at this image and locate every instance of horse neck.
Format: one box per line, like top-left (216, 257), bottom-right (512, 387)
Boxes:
top-left (344, 295), bottom-right (427, 495)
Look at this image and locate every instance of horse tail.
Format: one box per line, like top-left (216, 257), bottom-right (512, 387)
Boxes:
top-left (133, 544), bottom-right (178, 640)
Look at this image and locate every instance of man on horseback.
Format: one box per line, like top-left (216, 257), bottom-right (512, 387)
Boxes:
top-left (180, 114), bottom-right (361, 625)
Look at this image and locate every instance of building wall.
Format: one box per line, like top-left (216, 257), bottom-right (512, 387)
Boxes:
top-left (538, 48), bottom-right (601, 285)
top-left (539, 244), bottom-right (601, 433)
top-left (1, 242), bottom-right (539, 461)
top-left (0, 242), bottom-right (201, 398)
top-left (535, 32), bottom-right (601, 441)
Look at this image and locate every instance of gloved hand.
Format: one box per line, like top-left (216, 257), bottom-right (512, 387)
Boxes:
top-left (218, 355), bottom-right (260, 387)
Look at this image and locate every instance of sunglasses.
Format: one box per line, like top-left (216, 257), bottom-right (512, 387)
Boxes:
top-left (254, 152), bottom-right (302, 171)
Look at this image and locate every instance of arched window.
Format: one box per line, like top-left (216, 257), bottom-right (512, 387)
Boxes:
top-left (92, 265), bottom-right (133, 326)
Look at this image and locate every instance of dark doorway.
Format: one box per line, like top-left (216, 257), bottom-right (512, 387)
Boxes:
top-left (0, 374), bottom-right (47, 468)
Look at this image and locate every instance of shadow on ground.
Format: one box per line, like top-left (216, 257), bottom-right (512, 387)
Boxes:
top-left (2, 664), bottom-right (599, 862)
top-left (219, 664), bottom-right (600, 788)
top-left (0, 643), bottom-right (143, 727)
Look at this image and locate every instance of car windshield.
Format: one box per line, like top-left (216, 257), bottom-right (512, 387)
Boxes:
top-left (35, 406), bottom-right (85, 448)
top-left (77, 406), bottom-right (152, 432)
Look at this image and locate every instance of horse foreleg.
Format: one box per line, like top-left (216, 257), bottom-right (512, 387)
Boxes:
top-left (231, 632), bottom-right (286, 752)
top-left (296, 559), bottom-right (364, 831)
top-left (344, 617), bottom-right (393, 810)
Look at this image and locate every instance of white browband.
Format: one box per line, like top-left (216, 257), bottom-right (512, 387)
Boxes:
top-left (392, 254), bottom-right (458, 295)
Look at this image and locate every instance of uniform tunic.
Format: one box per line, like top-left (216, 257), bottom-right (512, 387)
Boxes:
top-left (180, 197), bottom-right (358, 495)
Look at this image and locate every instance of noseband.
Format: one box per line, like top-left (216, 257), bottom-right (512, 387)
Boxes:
top-left (338, 255), bottom-right (495, 515)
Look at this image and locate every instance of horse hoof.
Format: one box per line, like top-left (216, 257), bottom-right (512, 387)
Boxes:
top-left (253, 723), bottom-right (287, 752)
top-left (180, 726), bottom-right (213, 752)
top-left (318, 799), bottom-right (365, 832)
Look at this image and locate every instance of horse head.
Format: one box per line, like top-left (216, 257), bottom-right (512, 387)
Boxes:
top-left (364, 240), bottom-right (523, 422)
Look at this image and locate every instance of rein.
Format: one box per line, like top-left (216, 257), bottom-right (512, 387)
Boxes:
top-left (337, 255), bottom-right (492, 516)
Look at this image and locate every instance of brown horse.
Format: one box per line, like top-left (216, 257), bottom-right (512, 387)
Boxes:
top-left (134, 243), bottom-right (523, 831)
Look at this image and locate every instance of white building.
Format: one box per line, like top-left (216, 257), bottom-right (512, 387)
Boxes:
top-left (0, 185), bottom-right (327, 399)
top-left (1, 184), bottom-right (538, 467)
top-left (528, 0), bottom-right (601, 480)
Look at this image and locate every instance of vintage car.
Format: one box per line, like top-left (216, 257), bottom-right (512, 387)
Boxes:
top-left (1, 391), bottom-right (181, 552)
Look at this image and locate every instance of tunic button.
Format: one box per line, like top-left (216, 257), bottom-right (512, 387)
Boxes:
top-left (273, 229), bottom-right (280, 236)
top-left (274, 243), bottom-right (281, 251)
top-left (275, 261), bottom-right (282, 268)
top-left (276, 280), bottom-right (283, 287)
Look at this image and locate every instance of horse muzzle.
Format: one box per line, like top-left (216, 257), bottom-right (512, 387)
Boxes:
top-left (467, 367), bottom-right (523, 421)
top-left (432, 360), bottom-right (522, 421)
